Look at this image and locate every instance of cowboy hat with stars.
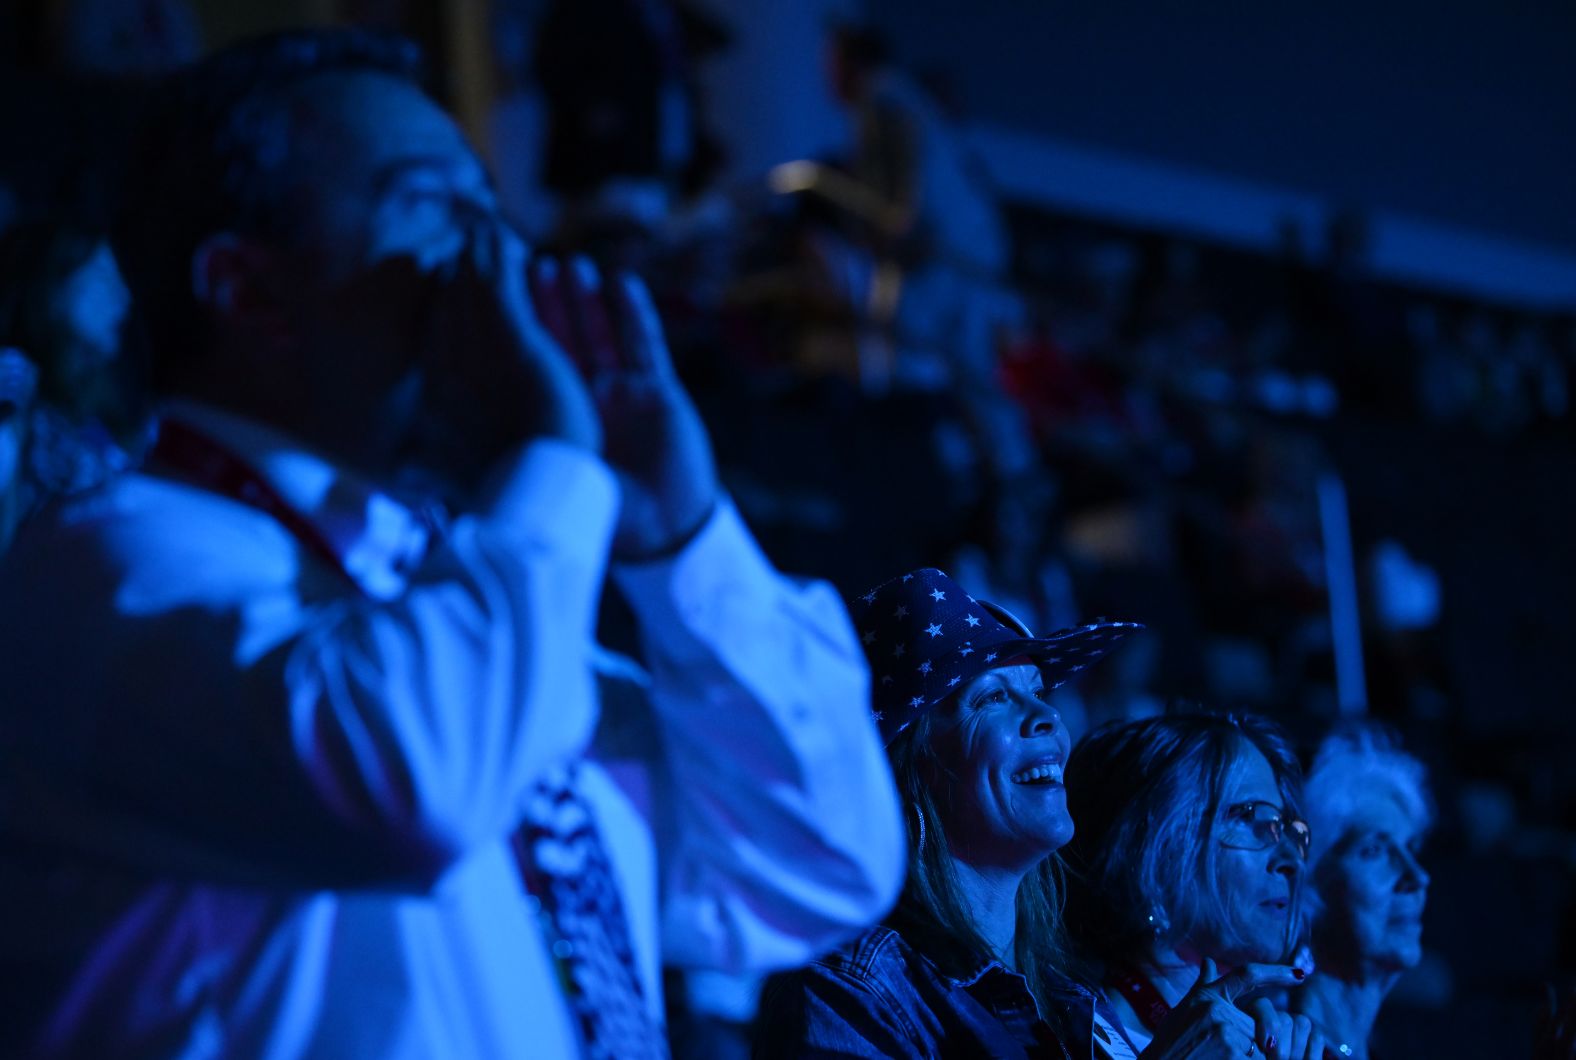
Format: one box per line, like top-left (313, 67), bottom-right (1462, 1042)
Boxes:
top-left (853, 568), bottom-right (1143, 744)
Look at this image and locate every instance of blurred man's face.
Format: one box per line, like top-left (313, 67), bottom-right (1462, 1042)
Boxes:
top-left (281, 72), bottom-right (495, 278)
top-left (255, 71), bottom-right (498, 470)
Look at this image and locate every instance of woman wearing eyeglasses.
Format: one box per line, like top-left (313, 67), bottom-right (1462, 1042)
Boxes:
top-left (1062, 713), bottom-right (1326, 1060)
top-left (1287, 726), bottom-right (1432, 1060)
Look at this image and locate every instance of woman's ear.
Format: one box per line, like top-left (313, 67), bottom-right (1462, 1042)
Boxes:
top-left (192, 233), bottom-right (293, 345)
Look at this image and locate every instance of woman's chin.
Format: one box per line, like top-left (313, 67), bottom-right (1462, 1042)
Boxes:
top-left (1224, 926), bottom-right (1294, 968)
top-left (1373, 939), bottom-right (1424, 972)
top-left (1006, 821), bottom-right (1074, 864)
top-left (1036, 812), bottom-right (1075, 855)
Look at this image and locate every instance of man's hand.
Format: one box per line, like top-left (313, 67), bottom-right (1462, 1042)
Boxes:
top-left (530, 258), bottom-right (719, 559)
top-left (417, 223), bottom-right (602, 486)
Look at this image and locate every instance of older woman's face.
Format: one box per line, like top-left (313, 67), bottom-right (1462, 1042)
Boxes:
top-left (1318, 792), bottom-right (1429, 973)
top-left (1199, 743), bottom-right (1302, 966)
top-left (929, 662), bottom-right (1073, 872)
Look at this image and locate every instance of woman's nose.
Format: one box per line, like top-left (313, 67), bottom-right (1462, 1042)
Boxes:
top-left (1397, 847), bottom-right (1431, 892)
top-left (1268, 834), bottom-right (1303, 879)
top-left (1020, 698), bottom-right (1059, 738)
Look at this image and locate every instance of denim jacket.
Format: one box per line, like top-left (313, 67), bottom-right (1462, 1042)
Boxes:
top-left (753, 925), bottom-right (1132, 1059)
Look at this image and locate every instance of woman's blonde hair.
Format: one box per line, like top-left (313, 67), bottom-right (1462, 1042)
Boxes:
top-left (884, 706), bottom-right (1085, 1039)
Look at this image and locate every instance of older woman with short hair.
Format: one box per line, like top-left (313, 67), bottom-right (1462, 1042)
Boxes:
top-left (1288, 726), bottom-right (1432, 1059)
top-left (755, 570), bottom-right (1310, 1059)
top-left (1063, 713), bottom-right (1326, 1060)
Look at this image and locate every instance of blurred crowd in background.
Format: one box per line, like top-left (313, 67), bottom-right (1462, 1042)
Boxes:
top-left (2, 0), bottom-right (1574, 1055)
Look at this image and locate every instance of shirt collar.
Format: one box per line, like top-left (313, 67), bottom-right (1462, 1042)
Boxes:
top-left (158, 400), bottom-right (431, 600)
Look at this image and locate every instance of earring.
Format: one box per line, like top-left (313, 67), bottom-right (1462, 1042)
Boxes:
top-left (912, 804), bottom-right (927, 850)
top-left (1146, 903), bottom-right (1170, 938)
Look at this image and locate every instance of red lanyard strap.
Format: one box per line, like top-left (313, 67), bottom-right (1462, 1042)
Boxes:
top-left (1112, 969), bottom-right (1173, 1034)
top-left (150, 418), bottom-right (362, 593)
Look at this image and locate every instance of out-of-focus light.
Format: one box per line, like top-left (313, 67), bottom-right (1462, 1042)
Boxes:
top-left (768, 160), bottom-right (822, 195)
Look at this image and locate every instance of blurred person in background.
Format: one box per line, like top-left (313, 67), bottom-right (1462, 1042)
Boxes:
top-left (1289, 726), bottom-right (1433, 1059)
top-left (0, 0), bottom-right (194, 243)
top-left (0, 221), bottom-right (141, 548)
top-left (50, 0), bottom-right (202, 77)
top-left (804, 20), bottom-right (1037, 488)
top-left (0, 347), bottom-right (37, 549)
top-left (820, 20), bottom-right (1007, 298)
top-left (1064, 713), bottom-right (1326, 1059)
top-left (756, 568), bottom-right (1318, 1058)
top-left (533, 0), bottom-right (730, 258)
top-left (0, 29), bottom-right (903, 1058)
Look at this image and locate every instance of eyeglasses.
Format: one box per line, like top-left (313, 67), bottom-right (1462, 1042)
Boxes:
top-left (1219, 800), bottom-right (1311, 859)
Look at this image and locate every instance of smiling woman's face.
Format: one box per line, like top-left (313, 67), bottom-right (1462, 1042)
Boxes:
top-left (1197, 743), bottom-right (1303, 966)
top-left (1317, 791), bottom-right (1430, 974)
top-left (927, 662), bottom-right (1073, 873)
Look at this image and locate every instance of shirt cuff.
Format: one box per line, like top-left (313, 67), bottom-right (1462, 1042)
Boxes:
top-left (612, 497), bottom-right (774, 646)
top-left (474, 439), bottom-right (619, 554)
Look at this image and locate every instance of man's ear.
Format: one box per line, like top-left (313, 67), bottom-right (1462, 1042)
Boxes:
top-left (191, 233), bottom-right (293, 342)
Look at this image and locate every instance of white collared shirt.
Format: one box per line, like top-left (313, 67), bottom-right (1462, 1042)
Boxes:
top-left (0, 405), bottom-right (904, 1058)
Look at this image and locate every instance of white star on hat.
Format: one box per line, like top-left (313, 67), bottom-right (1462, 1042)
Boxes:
top-left (924, 623), bottom-right (942, 637)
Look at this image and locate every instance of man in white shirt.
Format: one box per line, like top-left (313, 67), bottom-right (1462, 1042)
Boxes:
top-left (0, 30), bottom-right (903, 1058)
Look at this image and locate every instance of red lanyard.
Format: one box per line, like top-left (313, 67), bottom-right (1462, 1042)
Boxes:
top-left (150, 418), bottom-right (362, 593)
top-left (1111, 969), bottom-right (1173, 1033)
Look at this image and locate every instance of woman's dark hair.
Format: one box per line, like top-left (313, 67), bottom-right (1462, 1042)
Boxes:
top-left (884, 704), bottom-right (1086, 1043)
top-left (1061, 711), bottom-right (1305, 972)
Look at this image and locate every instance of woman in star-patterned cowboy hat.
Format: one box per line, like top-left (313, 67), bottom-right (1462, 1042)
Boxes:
top-left (754, 568), bottom-right (1313, 1059)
